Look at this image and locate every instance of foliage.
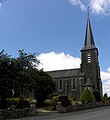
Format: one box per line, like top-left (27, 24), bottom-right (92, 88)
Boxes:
top-left (52, 95), bottom-right (71, 110)
top-left (0, 50), bottom-right (39, 97)
top-left (6, 97), bottom-right (31, 109)
top-left (93, 89), bottom-right (102, 102)
top-left (44, 99), bottom-right (52, 107)
top-left (102, 93), bottom-right (108, 102)
top-left (17, 50), bottom-right (39, 70)
top-left (52, 96), bottom-right (59, 110)
top-left (58, 96), bottom-right (71, 107)
top-left (104, 93), bottom-right (108, 98)
top-left (33, 70), bottom-right (56, 107)
top-left (18, 98), bottom-right (30, 109)
top-left (0, 50), bottom-right (55, 109)
top-left (49, 93), bottom-right (60, 99)
top-left (80, 89), bottom-right (96, 104)
top-left (7, 98), bottom-right (19, 108)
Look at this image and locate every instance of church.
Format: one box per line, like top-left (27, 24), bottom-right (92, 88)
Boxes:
top-left (47, 14), bottom-right (102, 99)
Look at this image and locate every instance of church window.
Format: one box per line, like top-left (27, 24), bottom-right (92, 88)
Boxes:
top-left (71, 79), bottom-right (75, 90)
top-left (87, 52), bottom-right (91, 63)
top-left (58, 79), bottom-right (63, 91)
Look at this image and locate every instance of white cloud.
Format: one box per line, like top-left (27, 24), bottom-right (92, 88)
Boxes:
top-left (37, 52), bottom-right (81, 71)
top-left (0, 3), bottom-right (1, 6)
top-left (101, 71), bottom-right (110, 80)
top-left (69, 0), bottom-right (87, 11)
top-left (101, 69), bottom-right (110, 96)
top-left (102, 81), bottom-right (110, 96)
top-left (37, 52), bottom-right (110, 96)
top-left (69, 0), bottom-right (110, 15)
top-left (107, 67), bottom-right (110, 72)
top-left (90, 0), bottom-right (110, 15)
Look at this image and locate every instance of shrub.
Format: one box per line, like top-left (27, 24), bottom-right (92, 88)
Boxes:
top-left (58, 96), bottom-right (71, 107)
top-left (80, 89), bottom-right (96, 104)
top-left (52, 96), bottom-right (59, 110)
top-left (7, 98), bottom-right (19, 108)
top-left (93, 90), bottom-right (102, 102)
top-left (18, 98), bottom-right (30, 109)
top-left (7, 98), bottom-right (30, 109)
top-left (44, 99), bottom-right (52, 107)
top-left (49, 93), bottom-right (60, 99)
top-left (102, 93), bottom-right (108, 102)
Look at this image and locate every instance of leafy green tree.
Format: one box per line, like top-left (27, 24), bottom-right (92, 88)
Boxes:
top-left (0, 50), bottom-right (55, 109)
top-left (102, 93), bottom-right (108, 102)
top-left (17, 50), bottom-right (39, 70)
top-left (33, 70), bottom-right (55, 107)
top-left (80, 89), bottom-right (96, 104)
top-left (0, 50), bottom-right (40, 109)
top-left (0, 50), bottom-right (13, 109)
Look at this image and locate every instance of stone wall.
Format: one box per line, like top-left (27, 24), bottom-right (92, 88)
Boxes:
top-left (57, 102), bottom-right (110, 113)
top-left (0, 108), bottom-right (38, 119)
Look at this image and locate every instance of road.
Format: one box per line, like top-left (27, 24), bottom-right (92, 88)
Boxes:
top-left (8, 106), bottom-right (110, 120)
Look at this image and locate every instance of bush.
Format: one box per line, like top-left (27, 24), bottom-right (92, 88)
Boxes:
top-left (18, 98), bottom-right (30, 109)
top-left (58, 96), bottom-right (71, 107)
top-left (7, 98), bottom-right (19, 108)
top-left (93, 90), bottom-right (102, 102)
top-left (44, 99), bottom-right (52, 107)
top-left (102, 93), bottom-right (108, 102)
top-left (52, 96), bottom-right (59, 110)
top-left (52, 95), bottom-right (71, 110)
top-left (7, 98), bottom-right (30, 109)
top-left (80, 89), bottom-right (96, 104)
top-left (49, 93), bottom-right (60, 99)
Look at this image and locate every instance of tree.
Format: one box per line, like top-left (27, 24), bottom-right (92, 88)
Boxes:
top-left (17, 50), bottom-right (39, 70)
top-left (0, 50), bottom-right (13, 109)
top-left (103, 93), bottom-right (108, 102)
top-left (0, 50), bottom-right (40, 109)
top-left (33, 70), bottom-right (55, 107)
top-left (80, 89), bottom-right (96, 104)
top-left (0, 50), bottom-right (55, 109)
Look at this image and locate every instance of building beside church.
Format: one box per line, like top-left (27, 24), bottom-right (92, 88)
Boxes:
top-left (48, 15), bottom-right (102, 99)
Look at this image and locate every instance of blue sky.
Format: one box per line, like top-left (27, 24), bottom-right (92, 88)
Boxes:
top-left (0, 0), bottom-right (110, 95)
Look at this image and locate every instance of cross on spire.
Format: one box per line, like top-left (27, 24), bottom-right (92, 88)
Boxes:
top-left (87, 6), bottom-right (90, 16)
top-left (81, 8), bottom-right (96, 50)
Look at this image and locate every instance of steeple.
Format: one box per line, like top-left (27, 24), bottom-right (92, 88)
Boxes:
top-left (80, 11), bottom-right (102, 95)
top-left (82, 12), bottom-right (96, 50)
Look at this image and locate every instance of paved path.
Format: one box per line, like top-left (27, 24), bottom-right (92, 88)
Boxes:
top-left (7, 106), bottom-right (110, 120)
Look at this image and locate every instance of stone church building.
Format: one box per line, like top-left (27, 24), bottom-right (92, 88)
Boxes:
top-left (48, 15), bottom-right (102, 99)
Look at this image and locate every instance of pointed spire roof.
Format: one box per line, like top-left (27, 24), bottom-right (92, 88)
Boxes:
top-left (81, 14), bottom-right (96, 51)
top-left (83, 78), bottom-right (94, 87)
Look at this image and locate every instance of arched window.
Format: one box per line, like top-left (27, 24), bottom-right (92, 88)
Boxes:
top-left (71, 79), bottom-right (75, 90)
top-left (58, 79), bottom-right (63, 91)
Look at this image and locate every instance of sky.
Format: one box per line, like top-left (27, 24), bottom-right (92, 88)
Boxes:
top-left (0, 0), bottom-right (110, 96)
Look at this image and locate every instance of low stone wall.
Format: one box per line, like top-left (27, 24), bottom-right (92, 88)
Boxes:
top-left (0, 108), bottom-right (38, 119)
top-left (57, 102), bottom-right (110, 113)
top-left (1, 102), bottom-right (110, 119)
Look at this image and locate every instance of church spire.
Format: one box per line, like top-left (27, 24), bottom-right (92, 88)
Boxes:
top-left (82, 10), bottom-right (96, 50)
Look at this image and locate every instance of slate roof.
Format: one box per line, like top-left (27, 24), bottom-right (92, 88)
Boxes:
top-left (81, 15), bottom-right (96, 51)
top-left (47, 68), bottom-right (84, 79)
top-left (83, 78), bottom-right (94, 87)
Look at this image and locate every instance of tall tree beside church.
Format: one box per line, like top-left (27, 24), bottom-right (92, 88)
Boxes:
top-left (0, 50), bottom-right (39, 109)
top-left (0, 50), bottom-right (13, 109)
top-left (28, 69), bottom-right (56, 107)
top-left (0, 50), bottom-right (55, 109)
